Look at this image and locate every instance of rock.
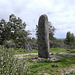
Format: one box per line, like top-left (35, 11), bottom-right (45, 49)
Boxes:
top-left (38, 14), bottom-right (50, 58)
top-left (67, 49), bottom-right (70, 51)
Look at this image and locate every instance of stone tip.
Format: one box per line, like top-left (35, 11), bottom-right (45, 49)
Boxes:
top-left (39, 14), bottom-right (48, 20)
top-left (40, 14), bottom-right (48, 17)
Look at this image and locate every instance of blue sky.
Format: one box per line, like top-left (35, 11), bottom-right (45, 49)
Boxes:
top-left (0, 0), bottom-right (75, 38)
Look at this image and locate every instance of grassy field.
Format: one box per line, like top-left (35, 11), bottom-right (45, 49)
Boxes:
top-left (18, 48), bottom-right (75, 75)
top-left (23, 54), bottom-right (75, 75)
top-left (0, 47), bottom-right (75, 75)
top-left (14, 47), bottom-right (75, 54)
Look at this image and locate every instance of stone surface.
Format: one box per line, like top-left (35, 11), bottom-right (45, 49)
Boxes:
top-left (30, 54), bottom-right (62, 62)
top-left (38, 14), bottom-right (50, 58)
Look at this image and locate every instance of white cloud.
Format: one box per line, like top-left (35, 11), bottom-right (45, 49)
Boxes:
top-left (0, 0), bottom-right (75, 38)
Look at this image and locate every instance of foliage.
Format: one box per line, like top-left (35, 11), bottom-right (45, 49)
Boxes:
top-left (64, 32), bottom-right (75, 45)
top-left (3, 40), bottom-right (15, 48)
top-left (0, 14), bottom-right (31, 49)
top-left (50, 38), bottom-right (64, 48)
top-left (64, 31), bottom-right (75, 49)
top-left (0, 48), bottom-right (29, 75)
top-left (48, 22), bottom-right (55, 40)
top-left (29, 38), bottom-right (38, 49)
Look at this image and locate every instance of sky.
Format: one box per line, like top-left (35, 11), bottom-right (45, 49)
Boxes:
top-left (0, 0), bottom-right (75, 39)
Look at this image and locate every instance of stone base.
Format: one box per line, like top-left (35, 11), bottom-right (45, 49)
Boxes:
top-left (30, 54), bottom-right (62, 62)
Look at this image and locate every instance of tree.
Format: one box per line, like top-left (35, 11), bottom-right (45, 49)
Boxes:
top-left (0, 14), bottom-right (32, 50)
top-left (64, 31), bottom-right (75, 49)
top-left (48, 22), bottom-right (55, 40)
top-left (0, 19), bottom-right (8, 44)
top-left (70, 33), bottom-right (75, 45)
top-left (64, 32), bottom-right (75, 45)
top-left (65, 32), bottom-right (71, 45)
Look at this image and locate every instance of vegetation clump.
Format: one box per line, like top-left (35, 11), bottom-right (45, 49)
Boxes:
top-left (0, 48), bottom-right (29, 75)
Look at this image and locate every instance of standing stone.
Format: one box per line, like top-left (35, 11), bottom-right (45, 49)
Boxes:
top-left (38, 14), bottom-right (50, 58)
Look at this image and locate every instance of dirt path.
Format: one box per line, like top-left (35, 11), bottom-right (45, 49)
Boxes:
top-left (14, 53), bottom-right (38, 59)
top-left (14, 53), bottom-right (75, 59)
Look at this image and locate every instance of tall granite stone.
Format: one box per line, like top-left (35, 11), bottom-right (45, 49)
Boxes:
top-left (38, 14), bottom-right (50, 58)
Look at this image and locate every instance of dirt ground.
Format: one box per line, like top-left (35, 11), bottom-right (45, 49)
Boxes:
top-left (14, 53), bottom-right (75, 60)
top-left (14, 53), bottom-right (75, 75)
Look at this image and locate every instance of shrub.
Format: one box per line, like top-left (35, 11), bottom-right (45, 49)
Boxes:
top-left (0, 48), bottom-right (29, 75)
top-left (4, 40), bottom-right (15, 48)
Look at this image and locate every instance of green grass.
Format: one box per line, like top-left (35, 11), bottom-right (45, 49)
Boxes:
top-left (14, 48), bottom-right (75, 54)
top-left (0, 47), bottom-right (75, 75)
top-left (24, 55), bottom-right (38, 59)
top-left (14, 49), bottom-right (38, 54)
top-left (26, 54), bottom-right (75, 75)
top-left (0, 47), bottom-right (75, 54)
top-left (50, 48), bottom-right (75, 53)
top-left (65, 71), bottom-right (75, 75)
top-left (68, 49), bottom-right (75, 53)
top-left (50, 48), bottom-right (67, 53)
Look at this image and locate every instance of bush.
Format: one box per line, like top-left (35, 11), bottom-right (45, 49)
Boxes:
top-left (0, 48), bottom-right (29, 75)
top-left (4, 40), bottom-right (15, 48)
top-left (50, 38), bottom-right (64, 48)
top-left (0, 45), bottom-right (3, 48)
